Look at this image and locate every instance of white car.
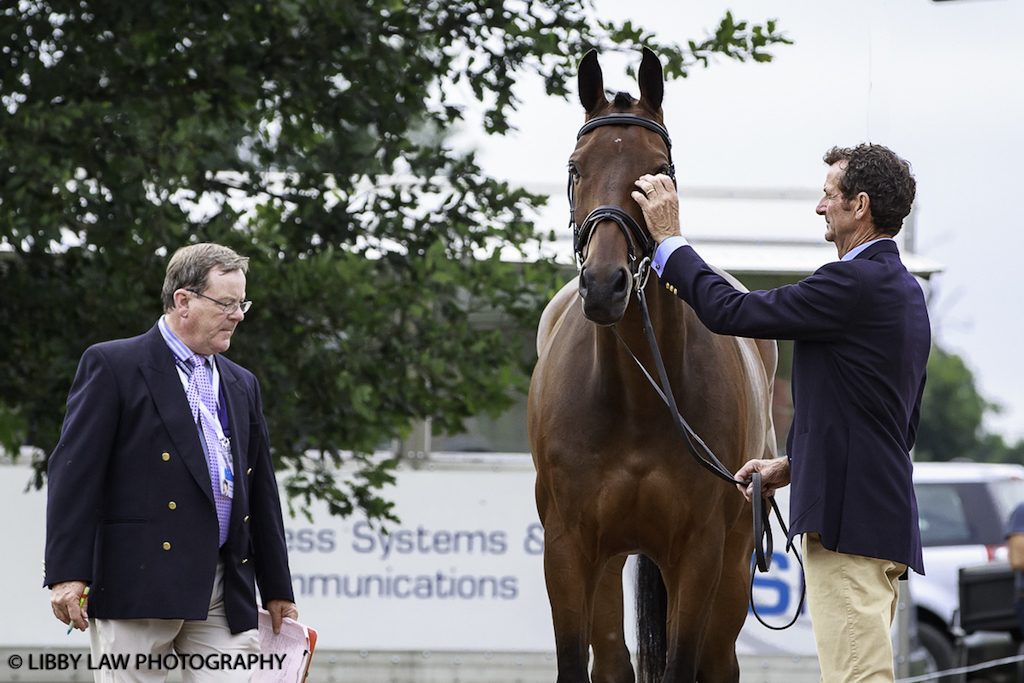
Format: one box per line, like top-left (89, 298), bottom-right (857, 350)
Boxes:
top-left (910, 461), bottom-right (1024, 677)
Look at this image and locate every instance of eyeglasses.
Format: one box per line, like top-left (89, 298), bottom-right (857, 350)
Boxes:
top-left (188, 290), bottom-right (253, 315)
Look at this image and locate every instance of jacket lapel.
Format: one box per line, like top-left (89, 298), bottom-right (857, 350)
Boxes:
top-left (215, 358), bottom-right (249, 529)
top-left (139, 325), bottom-right (215, 505)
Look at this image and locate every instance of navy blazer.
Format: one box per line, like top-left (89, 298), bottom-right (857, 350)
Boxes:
top-left (45, 323), bottom-right (294, 632)
top-left (660, 240), bottom-right (929, 573)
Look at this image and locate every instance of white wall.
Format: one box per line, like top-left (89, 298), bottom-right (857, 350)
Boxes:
top-left (3, 459), bottom-right (812, 656)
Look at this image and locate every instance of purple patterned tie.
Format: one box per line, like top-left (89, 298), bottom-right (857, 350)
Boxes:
top-left (187, 354), bottom-right (231, 546)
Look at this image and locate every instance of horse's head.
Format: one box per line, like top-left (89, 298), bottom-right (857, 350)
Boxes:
top-left (570, 47), bottom-right (674, 326)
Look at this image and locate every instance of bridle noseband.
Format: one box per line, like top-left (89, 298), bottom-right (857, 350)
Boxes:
top-left (568, 113), bottom-right (676, 291)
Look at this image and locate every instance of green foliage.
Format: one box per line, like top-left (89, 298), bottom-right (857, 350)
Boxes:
top-left (602, 11), bottom-right (791, 78)
top-left (916, 344), bottom-right (1024, 465)
top-left (0, 0), bottom-right (790, 523)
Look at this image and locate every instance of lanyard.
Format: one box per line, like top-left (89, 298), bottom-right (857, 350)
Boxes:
top-left (175, 356), bottom-right (235, 498)
top-left (198, 397), bottom-right (234, 499)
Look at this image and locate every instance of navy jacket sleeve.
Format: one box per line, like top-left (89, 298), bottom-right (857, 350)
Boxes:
top-left (45, 345), bottom-right (121, 586)
top-left (662, 244), bottom-right (864, 342)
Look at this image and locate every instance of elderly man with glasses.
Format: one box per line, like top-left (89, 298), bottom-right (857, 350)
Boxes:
top-left (45, 243), bottom-right (297, 683)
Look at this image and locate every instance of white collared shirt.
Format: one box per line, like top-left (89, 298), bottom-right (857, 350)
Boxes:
top-left (157, 316), bottom-right (221, 398)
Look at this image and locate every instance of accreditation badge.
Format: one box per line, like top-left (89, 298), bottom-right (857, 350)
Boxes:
top-left (218, 436), bottom-right (234, 499)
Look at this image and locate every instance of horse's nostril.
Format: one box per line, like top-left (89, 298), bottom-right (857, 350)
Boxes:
top-left (614, 267), bottom-right (629, 295)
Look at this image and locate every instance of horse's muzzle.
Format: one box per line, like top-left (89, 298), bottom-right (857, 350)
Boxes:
top-left (579, 264), bottom-right (632, 325)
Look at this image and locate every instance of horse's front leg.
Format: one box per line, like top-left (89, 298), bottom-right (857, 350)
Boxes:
top-left (544, 521), bottom-right (604, 683)
top-left (697, 524), bottom-right (753, 683)
top-left (591, 553), bottom-right (635, 683)
top-left (660, 542), bottom-right (725, 683)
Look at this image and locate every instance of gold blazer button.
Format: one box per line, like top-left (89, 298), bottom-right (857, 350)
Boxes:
top-left (162, 452), bottom-right (170, 461)
top-left (162, 542), bottom-right (171, 551)
top-left (168, 502), bottom-right (176, 510)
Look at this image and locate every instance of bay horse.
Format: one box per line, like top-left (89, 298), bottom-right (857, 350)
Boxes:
top-left (527, 48), bottom-right (778, 683)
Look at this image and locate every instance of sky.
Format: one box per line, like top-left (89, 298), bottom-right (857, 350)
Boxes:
top-left (460, 0), bottom-right (1024, 442)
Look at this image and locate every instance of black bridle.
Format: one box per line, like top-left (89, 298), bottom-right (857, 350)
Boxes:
top-left (569, 112), bottom-right (805, 630)
top-left (568, 113), bottom-right (676, 289)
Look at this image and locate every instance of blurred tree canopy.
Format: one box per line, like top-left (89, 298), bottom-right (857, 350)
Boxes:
top-left (0, 0), bottom-right (790, 523)
top-left (916, 344), bottom-right (1024, 465)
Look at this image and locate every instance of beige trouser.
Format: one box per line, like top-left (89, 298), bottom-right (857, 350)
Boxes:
top-left (89, 563), bottom-right (259, 683)
top-left (803, 533), bottom-right (907, 683)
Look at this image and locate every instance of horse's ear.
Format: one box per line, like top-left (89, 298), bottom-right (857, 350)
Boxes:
top-left (638, 47), bottom-right (664, 114)
top-left (578, 49), bottom-right (607, 114)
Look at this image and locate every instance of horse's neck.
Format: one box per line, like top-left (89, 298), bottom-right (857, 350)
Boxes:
top-left (594, 281), bottom-right (689, 370)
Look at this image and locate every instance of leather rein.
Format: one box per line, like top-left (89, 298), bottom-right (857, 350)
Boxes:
top-left (570, 113), bottom-right (805, 630)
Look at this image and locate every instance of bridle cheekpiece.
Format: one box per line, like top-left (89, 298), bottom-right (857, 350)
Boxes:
top-left (568, 113), bottom-right (676, 292)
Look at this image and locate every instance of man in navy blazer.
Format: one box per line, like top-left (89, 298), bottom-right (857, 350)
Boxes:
top-left (634, 144), bottom-right (929, 683)
top-left (46, 243), bottom-right (296, 681)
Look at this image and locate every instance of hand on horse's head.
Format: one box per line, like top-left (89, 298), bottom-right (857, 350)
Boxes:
top-left (633, 173), bottom-right (681, 244)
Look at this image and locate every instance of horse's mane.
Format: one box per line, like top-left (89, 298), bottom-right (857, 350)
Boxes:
top-left (612, 91), bottom-right (634, 110)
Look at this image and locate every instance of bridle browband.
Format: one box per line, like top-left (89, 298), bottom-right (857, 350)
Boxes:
top-left (568, 113), bottom-right (676, 290)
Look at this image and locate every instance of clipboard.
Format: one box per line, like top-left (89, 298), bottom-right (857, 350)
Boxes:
top-left (252, 608), bottom-right (317, 683)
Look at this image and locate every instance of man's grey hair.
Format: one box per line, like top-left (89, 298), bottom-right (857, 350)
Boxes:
top-left (161, 243), bottom-right (249, 312)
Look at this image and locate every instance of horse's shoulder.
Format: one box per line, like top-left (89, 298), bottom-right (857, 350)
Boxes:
top-left (536, 277), bottom-right (580, 357)
top-left (701, 263), bottom-right (779, 457)
top-left (703, 263), bottom-right (777, 365)
top-left (699, 261), bottom-right (779, 408)
top-left (708, 262), bottom-right (748, 292)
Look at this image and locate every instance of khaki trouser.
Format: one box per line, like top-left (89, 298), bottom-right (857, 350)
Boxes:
top-left (803, 533), bottom-right (907, 683)
top-left (89, 562), bottom-right (259, 683)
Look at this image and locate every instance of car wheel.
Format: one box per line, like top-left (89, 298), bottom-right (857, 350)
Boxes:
top-left (918, 622), bottom-right (958, 683)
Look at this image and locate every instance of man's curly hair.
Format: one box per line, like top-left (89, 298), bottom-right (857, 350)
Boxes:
top-left (823, 144), bottom-right (916, 236)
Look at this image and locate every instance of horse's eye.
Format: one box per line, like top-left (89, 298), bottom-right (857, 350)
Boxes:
top-left (567, 162), bottom-right (581, 180)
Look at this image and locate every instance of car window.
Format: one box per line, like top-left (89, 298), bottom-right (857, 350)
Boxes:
top-left (917, 480), bottom-right (1021, 546)
top-left (917, 484), bottom-right (972, 545)
top-left (989, 478), bottom-right (1024, 524)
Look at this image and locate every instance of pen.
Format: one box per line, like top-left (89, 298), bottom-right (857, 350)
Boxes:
top-left (67, 586), bottom-right (89, 635)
